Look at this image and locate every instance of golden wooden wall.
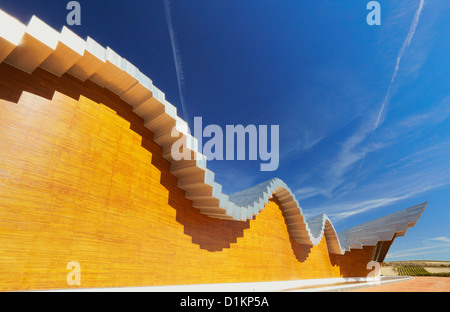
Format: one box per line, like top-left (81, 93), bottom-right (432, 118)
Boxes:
top-left (329, 247), bottom-right (375, 277)
top-left (0, 63), bottom-right (372, 291)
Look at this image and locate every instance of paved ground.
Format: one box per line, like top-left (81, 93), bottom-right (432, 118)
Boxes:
top-left (348, 276), bottom-right (450, 292)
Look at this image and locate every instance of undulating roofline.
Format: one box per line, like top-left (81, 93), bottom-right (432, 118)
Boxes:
top-left (0, 9), bottom-right (427, 254)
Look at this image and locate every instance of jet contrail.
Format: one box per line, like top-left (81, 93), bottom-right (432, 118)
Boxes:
top-left (374, 0), bottom-right (425, 129)
top-left (163, 0), bottom-right (189, 121)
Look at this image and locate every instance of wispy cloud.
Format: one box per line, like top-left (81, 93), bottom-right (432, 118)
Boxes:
top-left (303, 165), bottom-right (450, 223)
top-left (163, 0), bottom-right (189, 121)
top-left (386, 246), bottom-right (450, 259)
top-left (296, 0), bottom-right (430, 218)
top-left (325, 194), bottom-right (411, 222)
top-left (336, 0), bottom-right (427, 179)
top-left (295, 186), bottom-right (325, 200)
top-left (429, 237), bottom-right (450, 243)
top-left (281, 131), bottom-right (325, 160)
top-left (385, 141), bottom-right (449, 169)
top-left (374, 0), bottom-right (425, 129)
top-left (296, 116), bottom-right (449, 222)
top-left (398, 95), bottom-right (450, 128)
top-left (299, 120), bottom-right (384, 201)
top-left (386, 236), bottom-right (450, 259)
top-left (211, 164), bottom-right (261, 194)
top-left (327, 122), bottom-right (372, 186)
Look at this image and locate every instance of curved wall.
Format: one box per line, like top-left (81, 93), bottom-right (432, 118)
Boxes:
top-left (0, 8), bottom-right (428, 291)
top-left (0, 63), bottom-right (356, 291)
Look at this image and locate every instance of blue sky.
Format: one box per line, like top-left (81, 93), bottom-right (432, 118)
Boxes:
top-left (2, 0), bottom-right (449, 261)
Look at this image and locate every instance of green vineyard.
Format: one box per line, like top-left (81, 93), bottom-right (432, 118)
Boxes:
top-left (396, 266), bottom-right (431, 276)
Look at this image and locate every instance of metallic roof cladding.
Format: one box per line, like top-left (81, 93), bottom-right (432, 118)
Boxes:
top-left (0, 8), bottom-right (427, 255)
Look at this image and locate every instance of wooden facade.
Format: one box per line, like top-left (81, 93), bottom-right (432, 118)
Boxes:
top-left (0, 63), bottom-right (380, 291)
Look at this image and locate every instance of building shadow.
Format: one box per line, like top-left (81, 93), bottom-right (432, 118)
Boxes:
top-left (274, 196), bottom-right (313, 262)
top-left (0, 62), bottom-right (251, 252)
top-left (0, 62), bottom-right (317, 257)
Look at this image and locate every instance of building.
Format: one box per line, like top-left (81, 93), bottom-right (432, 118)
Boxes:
top-left (0, 9), bottom-right (426, 291)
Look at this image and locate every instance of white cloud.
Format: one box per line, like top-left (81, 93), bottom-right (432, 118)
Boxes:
top-left (386, 247), bottom-right (450, 260)
top-left (399, 95), bottom-right (450, 128)
top-left (374, 0), bottom-right (425, 129)
top-left (164, 0), bottom-right (189, 121)
top-left (279, 1), bottom-right (443, 229)
top-left (294, 186), bottom-right (325, 200)
top-left (303, 167), bottom-right (450, 223)
top-left (429, 237), bottom-right (450, 243)
top-left (281, 131), bottom-right (325, 161)
top-left (386, 237), bottom-right (450, 260)
top-left (326, 194), bottom-right (411, 222)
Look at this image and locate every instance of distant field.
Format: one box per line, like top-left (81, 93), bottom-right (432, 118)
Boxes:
top-left (380, 260), bottom-right (450, 277)
top-left (384, 260), bottom-right (450, 267)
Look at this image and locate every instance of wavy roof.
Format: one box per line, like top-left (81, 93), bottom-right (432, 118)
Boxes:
top-left (0, 9), bottom-right (427, 255)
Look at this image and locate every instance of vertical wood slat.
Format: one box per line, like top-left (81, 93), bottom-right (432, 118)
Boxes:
top-left (0, 64), bottom-right (353, 291)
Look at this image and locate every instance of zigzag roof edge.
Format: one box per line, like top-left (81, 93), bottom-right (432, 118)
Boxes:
top-left (0, 8), bottom-right (427, 255)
